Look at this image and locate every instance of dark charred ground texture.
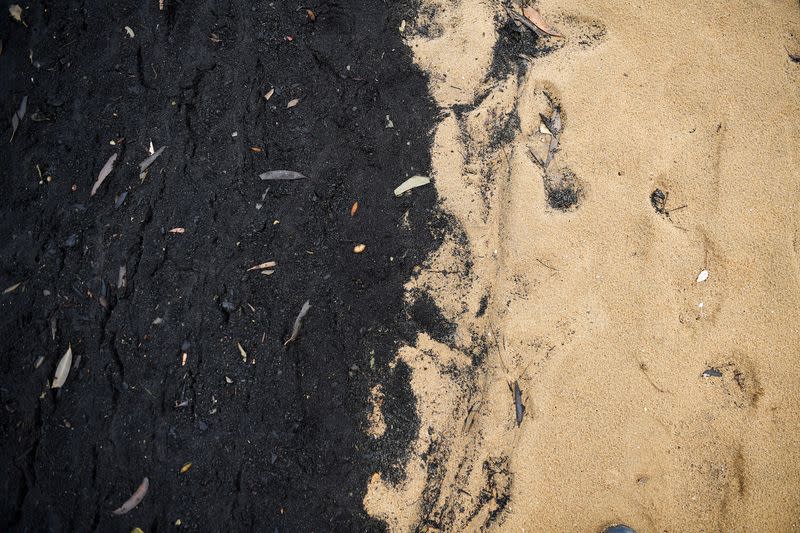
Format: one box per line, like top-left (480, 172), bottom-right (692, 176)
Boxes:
top-left (0, 1), bottom-right (442, 531)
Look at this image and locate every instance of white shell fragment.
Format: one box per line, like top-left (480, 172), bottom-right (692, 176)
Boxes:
top-left (696, 269), bottom-right (709, 283)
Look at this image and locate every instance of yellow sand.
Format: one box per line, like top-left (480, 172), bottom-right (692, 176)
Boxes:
top-left (365, 1), bottom-right (800, 531)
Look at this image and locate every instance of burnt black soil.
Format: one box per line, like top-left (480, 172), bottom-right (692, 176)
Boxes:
top-left (0, 1), bottom-right (441, 531)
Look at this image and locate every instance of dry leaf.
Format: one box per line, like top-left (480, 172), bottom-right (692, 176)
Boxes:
top-left (168, 227), bottom-right (185, 234)
top-left (52, 344), bottom-right (72, 389)
top-left (237, 342), bottom-right (247, 362)
top-left (3, 281), bottom-right (22, 294)
top-left (306, 8), bottom-right (316, 22)
top-left (9, 4), bottom-right (22, 23)
top-left (284, 300), bottom-right (311, 346)
top-left (350, 201), bottom-right (359, 216)
top-left (259, 170), bottom-right (308, 181)
top-left (180, 462), bottom-right (192, 473)
top-left (522, 6), bottom-right (563, 37)
top-left (394, 175), bottom-right (431, 196)
top-left (112, 477), bottom-right (149, 515)
top-left (353, 244), bottom-right (366, 253)
top-left (696, 270), bottom-right (709, 283)
top-left (91, 153), bottom-right (118, 196)
top-left (10, 95), bottom-right (27, 142)
top-left (287, 98), bottom-right (300, 108)
top-left (249, 146), bottom-right (263, 153)
top-left (247, 261), bottom-right (277, 271)
top-left (124, 26), bottom-right (135, 38)
top-left (264, 88), bottom-right (274, 100)
top-left (139, 145), bottom-right (165, 172)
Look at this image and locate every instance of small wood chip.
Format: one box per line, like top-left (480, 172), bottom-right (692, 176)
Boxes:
top-left (353, 244), bottom-right (366, 253)
top-left (247, 261), bottom-right (277, 271)
top-left (250, 146), bottom-right (263, 153)
top-left (180, 462), bottom-right (192, 474)
top-left (3, 281), bottom-right (22, 294)
top-left (351, 201), bottom-right (359, 216)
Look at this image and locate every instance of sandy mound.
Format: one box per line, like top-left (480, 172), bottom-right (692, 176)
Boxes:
top-left (365, 0), bottom-right (800, 531)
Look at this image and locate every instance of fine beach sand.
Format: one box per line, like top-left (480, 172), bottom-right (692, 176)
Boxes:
top-left (364, 0), bottom-right (800, 531)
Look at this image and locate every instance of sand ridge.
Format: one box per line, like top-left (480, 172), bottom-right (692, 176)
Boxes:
top-left (365, 0), bottom-right (800, 531)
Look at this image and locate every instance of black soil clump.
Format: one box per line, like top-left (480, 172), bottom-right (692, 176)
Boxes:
top-left (0, 1), bottom-right (440, 531)
top-left (544, 169), bottom-right (583, 211)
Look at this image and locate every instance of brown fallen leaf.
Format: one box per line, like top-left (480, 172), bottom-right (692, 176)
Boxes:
top-left (247, 260), bottom-right (277, 271)
top-left (112, 477), bottom-right (149, 515)
top-left (3, 281), bottom-right (22, 294)
top-left (522, 5), bottom-right (563, 37)
top-left (284, 300), bottom-right (311, 346)
top-left (353, 244), bottom-right (366, 253)
top-left (287, 98), bottom-right (300, 108)
top-left (350, 201), bottom-right (359, 216)
top-left (168, 227), bottom-right (185, 234)
top-left (91, 153), bottom-right (118, 196)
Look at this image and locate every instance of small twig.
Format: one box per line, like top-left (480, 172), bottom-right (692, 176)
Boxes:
top-left (535, 257), bottom-right (558, 271)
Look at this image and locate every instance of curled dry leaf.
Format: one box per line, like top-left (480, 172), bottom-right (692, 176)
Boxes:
top-left (91, 153), bottom-right (118, 196)
top-left (52, 344), bottom-right (72, 389)
top-left (287, 98), bottom-right (300, 108)
top-left (10, 95), bottom-right (27, 142)
top-left (112, 477), bottom-right (149, 515)
top-left (247, 260), bottom-right (276, 272)
top-left (3, 281), bottom-right (22, 294)
top-left (168, 227), bottom-right (185, 234)
top-left (394, 175), bottom-right (431, 196)
top-left (353, 244), bottom-right (366, 253)
top-left (350, 201), bottom-right (359, 216)
top-left (284, 300), bottom-right (311, 346)
top-left (522, 5), bottom-right (563, 37)
top-left (259, 170), bottom-right (308, 181)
